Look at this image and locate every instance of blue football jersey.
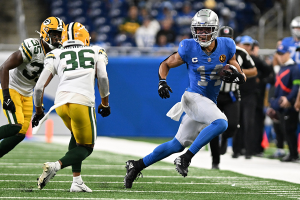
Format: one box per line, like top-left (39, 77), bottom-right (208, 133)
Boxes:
top-left (178, 37), bottom-right (236, 103)
top-left (282, 37), bottom-right (300, 68)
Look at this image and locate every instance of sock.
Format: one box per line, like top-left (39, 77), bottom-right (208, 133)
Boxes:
top-left (183, 149), bottom-right (194, 160)
top-left (143, 138), bottom-right (184, 167)
top-left (0, 134), bottom-right (25, 158)
top-left (0, 124), bottom-right (22, 140)
top-left (54, 161), bottom-right (61, 171)
top-left (73, 175), bottom-right (83, 184)
top-left (68, 133), bottom-right (82, 173)
top-left (60, 146), bottom-right (93, 169)
top-left (189, 119), bottom-right (228, 155)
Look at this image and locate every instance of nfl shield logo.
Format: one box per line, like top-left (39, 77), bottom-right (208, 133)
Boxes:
top-left (208, 57), bottom-right (211, 62)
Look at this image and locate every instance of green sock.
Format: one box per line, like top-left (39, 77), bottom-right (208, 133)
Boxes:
top-left (68, 133), bottom-right (82, 173)
top-left (0, 124), bottom-right (22, 140)
top-left (60, 146), bottom-right (93, 169)
top-left (0, 134), bottom-right (25, 158)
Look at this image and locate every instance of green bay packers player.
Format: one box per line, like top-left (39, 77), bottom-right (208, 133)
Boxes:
top-left (33, 22), bottom-right (110, 192)
top-left (0, 17), bottom-right (64, 158)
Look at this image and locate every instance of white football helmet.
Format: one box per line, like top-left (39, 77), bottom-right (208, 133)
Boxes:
top-left (191, 9), bottom-right (219, 47)
top-left (290, 16), bottom-right (300, 39)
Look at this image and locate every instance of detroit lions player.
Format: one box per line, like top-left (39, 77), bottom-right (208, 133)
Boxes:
top-left (277, 16), bottom-right (300, 68)
top-left (124, 9), bottom-right (246, 189)
top-left (0, 17), bottom-right (64, 158)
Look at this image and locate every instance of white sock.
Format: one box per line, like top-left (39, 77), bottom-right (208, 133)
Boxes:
top-left (73, 175), bottom-right (83, 184)
top-left (54, 161), bottom-right (61, 172)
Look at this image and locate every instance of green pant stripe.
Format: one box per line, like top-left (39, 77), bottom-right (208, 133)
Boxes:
top-left (5, 110), bottom-right (12, 124)
top-left (88, 107), bottom-right (95, 144)
top-left (12, 113), bottom-right (17, 123)
top-left (5, 110), bottom-right (14, 124)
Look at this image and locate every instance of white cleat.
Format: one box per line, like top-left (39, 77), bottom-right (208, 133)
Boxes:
top-left (70, 182), bottom-right (92, 192)
top-left (37, 162), bottom-right (57, 189)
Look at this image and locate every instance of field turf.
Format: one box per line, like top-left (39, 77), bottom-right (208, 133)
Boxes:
top-left (0, 141), bottom-right (299, 200)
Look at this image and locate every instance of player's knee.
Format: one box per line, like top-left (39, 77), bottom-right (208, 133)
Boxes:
top-left (83, 146), bottom-right (93, 156)
top-left (213, 119), bottom-right (228, 133)
top-left (170, 138), bottom-right (185, 152)
top-left (9, 124), bottom-right (22, 134)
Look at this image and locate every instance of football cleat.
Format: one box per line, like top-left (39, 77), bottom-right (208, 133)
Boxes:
top-left (124, 160), bottom-right (143, 189)
top-left (174, 155), bottom-right (191, 177)
top-left (37, 162), bottom-right (57, 189)
top-left (70, 182), bottom-right (92, 192)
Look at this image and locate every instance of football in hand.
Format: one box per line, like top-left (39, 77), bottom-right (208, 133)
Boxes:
top-left (218, 64), bottom-right (233, 78)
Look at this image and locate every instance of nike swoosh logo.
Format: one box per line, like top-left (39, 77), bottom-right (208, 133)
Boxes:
top-left (4, 99), bottom-right (11, 106)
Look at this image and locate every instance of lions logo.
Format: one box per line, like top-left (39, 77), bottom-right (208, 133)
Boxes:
top-left (43, 19), bottom-right (51, 25)
top-left (219, 54), bottom-right (226, 63)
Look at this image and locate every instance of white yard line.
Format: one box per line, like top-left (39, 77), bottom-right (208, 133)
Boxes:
top-left (33, 135), bottom-right (300, 184)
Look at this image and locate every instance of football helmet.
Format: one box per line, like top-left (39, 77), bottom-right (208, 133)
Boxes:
top-left (39, 17), bottom-right (65, 49)
top-left (191, 9), bottom-right (219, 47)
top-left (61, 22), bottom-right (90, 47)
top-left (290, 16), bottom-right (300, 39)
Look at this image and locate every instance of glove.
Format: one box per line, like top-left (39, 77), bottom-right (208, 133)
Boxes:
top-left (98, 103), bottom-right (111, 117)
top-left (32, 112), bottom-right (45, 128)
top-left (221, 65), bottom-right (245, 84)
top-left (158, 80), bottom-right (173, 99)
top-left (2, 89), bottom-right (16, 113)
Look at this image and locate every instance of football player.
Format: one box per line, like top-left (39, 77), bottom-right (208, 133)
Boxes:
top-left (0, 17), bottom-right (64, 158)
top-left (33, 22), bottom-right (110, 192)
top-left (124, 9), bottom-right (246, 189)
top-left (274, 16), bottom-right (300, 69)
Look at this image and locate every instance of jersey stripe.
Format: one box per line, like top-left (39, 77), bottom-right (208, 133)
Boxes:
top-left (21, 43), bottom-right (32, 61)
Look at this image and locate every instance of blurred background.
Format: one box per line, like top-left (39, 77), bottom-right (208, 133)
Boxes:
top-left (0, 0), bottom-right (300, 142)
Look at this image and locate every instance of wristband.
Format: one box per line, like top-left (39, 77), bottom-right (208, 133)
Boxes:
top-left (3, 89), bottom-right (10, 98)
top-left (101, 103), bottom-right (109, 108)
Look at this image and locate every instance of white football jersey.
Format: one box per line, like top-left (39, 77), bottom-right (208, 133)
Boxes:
top-left (7, 38), bottom-right (47, 96)
top-left (44, 45), bottom-right (108, 107)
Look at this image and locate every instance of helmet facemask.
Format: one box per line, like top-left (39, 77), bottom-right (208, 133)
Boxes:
top-left (190, 9), bottom-right (219, 47)
top-left (46, 30), bottom-right (63, 49)
top-left (39, 17), bottom-right (64, 50)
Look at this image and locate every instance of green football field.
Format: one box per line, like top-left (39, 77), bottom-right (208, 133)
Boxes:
top-left (0, 141), bottom-right (299, 200)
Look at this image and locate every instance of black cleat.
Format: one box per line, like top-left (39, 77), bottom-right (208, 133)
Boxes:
top-left (174, 155), bottom-right (190, 177)
top-left (124, 160), bottom-right (143, 189)
top-left (211, 163), bottom-right (219, 170)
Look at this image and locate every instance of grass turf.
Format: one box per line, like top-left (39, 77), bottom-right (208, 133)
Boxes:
top-left (0, 140), bottom-right (299, 200)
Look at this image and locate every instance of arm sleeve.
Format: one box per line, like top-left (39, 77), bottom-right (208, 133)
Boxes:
top-left (33, 69), bottom-right (53, 107)
top-left (96, 48), bottom-right (109, 98)
top-left (44, 53), bottom-right (57, 75)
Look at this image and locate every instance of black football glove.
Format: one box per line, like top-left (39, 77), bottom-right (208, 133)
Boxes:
top-left (221, 65), bottom-right (245, 84)
top-left (32, 112), bottom-right (45, 128)
top-left (158, 80), bottom-right (173, 99)
top-left (98, 104), bottom-right (111, 117)
top-left (2, 89), bottom-right (16, 113)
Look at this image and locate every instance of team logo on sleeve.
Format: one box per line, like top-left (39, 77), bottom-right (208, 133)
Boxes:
top-left (219, 55), bottom-right (226, 63)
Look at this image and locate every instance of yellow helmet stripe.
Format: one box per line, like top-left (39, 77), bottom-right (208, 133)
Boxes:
top-left (21, 43), bottom-right (32, 61)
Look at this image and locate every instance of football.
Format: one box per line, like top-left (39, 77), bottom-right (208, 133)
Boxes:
top-left (218, 64), bottom-right (233, 78)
